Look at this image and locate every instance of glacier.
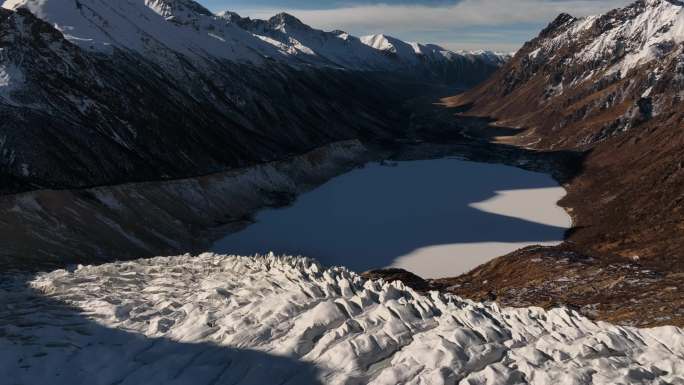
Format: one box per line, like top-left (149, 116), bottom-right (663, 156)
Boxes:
top-left (1, 253), bottom-right (682, 384)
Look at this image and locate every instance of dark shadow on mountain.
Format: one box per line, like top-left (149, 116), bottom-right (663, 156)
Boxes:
top-left (213, 158), bottom-right (571, 273)
top-left (564, 225), bottom-right (587, 239)
top-left (0, 80), bottom-right (588, 273)
top-left (0, 277), bottom-right (323, 385)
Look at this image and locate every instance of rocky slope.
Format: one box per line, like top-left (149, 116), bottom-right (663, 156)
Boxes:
top-left (437, 0), bottom-right (683, 326)
top-left (448, 0), bottom-right (683, 147)
top-left (2, 253), bottom-right (682, 384)
top-left (431, 245), bottom-right (684, 327)
top-left (0, 0), bottom-right (505, 194)
top-left (446, 0), bottom-right (684, 268)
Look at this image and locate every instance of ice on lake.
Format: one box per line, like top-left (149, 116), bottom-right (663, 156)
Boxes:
top-left (213, 158), bottom-right (571, 278)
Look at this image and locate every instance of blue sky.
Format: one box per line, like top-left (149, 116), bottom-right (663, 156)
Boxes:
top-left (202, 0), bottom-right (633, 52)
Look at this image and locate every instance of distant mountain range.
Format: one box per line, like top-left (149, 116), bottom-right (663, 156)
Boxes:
top-left (2, 0), bottom-right (507, 70)
top-left (0, 0), bottom-right (506, 193)
top-left (220, 10), bottom-right (508, 83)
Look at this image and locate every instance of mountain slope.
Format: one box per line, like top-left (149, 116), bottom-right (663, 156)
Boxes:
top-left (0, 6), bottom-right (407, 193)
top-left (2, 0), bottom-right (279, 62)
top-left (449, 0), bottom-right (683, 148)
top-left (3, 253), bottom-right (683, 384)
top-left (445, 0), bottom-right (684, 277)
top-left (0, 0), bottom-right (504, 194)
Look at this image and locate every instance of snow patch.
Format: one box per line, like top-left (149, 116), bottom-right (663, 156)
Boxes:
top-left (0, 60), bottom-right (23, 100)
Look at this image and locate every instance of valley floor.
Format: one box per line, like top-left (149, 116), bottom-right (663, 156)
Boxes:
top-left (0, 93), bottom-right (680, 329)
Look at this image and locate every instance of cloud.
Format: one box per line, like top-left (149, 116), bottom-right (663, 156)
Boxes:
top-left (223, 0), bottom-right (633, 51)
top-left (235, 0), bottom-right (629, 29)
top-left (205, 0), bottom-right (462, 9)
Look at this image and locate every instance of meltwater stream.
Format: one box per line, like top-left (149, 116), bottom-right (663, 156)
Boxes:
top-left (213, 158), bottom-right (572, 278)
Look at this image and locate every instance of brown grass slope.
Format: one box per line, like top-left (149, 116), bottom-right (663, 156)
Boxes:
top-left (436, 1), bottom-right (684, 326)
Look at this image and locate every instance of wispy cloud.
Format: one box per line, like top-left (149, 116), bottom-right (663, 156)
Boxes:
top-left (217, 0), bottom-right (633, 51)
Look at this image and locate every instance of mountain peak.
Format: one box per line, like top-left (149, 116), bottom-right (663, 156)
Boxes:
top-left (145, 0), bottom-right (212, 19)
top-left (360, 34), bottom-right (403, 54)
top-left (217, 10), bottom-right (241, 21)
top-left (644, 0), bottom-right (684, 6)
top-left (268, 12), bottom-right (307, 30)
top-left (538, 12), bottom-right (577, 38)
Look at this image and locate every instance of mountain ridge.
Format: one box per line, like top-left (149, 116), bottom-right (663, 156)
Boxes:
top-left (0, 0), bottom-right (506, 194)
top-left (439, 0), bottom-right (683, 323)
top-left (446, 0), bottom-right (683, 153)
top-left (2, 0), bottom-right (507, 72)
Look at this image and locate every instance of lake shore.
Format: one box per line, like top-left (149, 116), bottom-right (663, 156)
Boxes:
top-left (213, 158), bottom-right (571, 278)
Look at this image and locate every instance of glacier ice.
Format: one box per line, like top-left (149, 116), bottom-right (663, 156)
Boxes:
top-left (1, 253), bottom-right (682, 384)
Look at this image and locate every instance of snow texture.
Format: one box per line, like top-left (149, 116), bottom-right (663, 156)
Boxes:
top-left (359, 33), bottom-right (507, 66)
top-left (2, 0), bottom-right (275, 62)
top-left (536, 0), bottom-right (684, 78)
top-left (579, 0), bottom-right (684, 76)
top-left (2, 253), bottom-right (683, 384)
top-left (0, 50), bottom-right (23, 100)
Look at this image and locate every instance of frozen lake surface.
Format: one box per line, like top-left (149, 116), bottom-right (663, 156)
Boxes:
top-left (213, 158), bottom-right (572, 278)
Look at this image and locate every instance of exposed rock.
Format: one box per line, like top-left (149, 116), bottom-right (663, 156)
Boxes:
top-left (361, 268), bottom-right (434, 292)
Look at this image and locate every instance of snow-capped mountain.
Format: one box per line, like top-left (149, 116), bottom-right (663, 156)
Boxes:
top-left (1, 0), bottom-right (281, 64)
top-left (452, 0), bottom-right (684, 147)
top-left (217, 10), bottom-right (507, 81)
top-left (547, 0), bottom-right (683, 80)
top-left (3, 253), bottom-right (683, 384)
top-left (217, 11), bottom-right (390, 69)
top-left (359, 33), bottom-right (509, 85)
top-left (360, 33), bottom-right (499, 65)
top-left (1, 0), bottom-right (505, 72)
top-left (0, 0), bottom-right (504, 194)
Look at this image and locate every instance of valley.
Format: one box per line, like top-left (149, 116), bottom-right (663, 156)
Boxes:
top-left (0, 0), bottom-right (682, 382)
top-left (431, 0), bottom-right (684, 328)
